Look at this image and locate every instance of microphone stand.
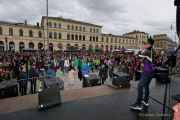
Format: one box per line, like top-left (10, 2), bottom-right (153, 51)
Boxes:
top-left (161, 45), bottom-right (180, 120)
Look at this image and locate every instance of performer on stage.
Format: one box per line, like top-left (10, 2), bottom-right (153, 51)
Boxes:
top-left (130, 37), bottom-right (156, 110)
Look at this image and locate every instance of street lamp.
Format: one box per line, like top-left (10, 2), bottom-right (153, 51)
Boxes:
top-left (5, 37), bottom-right (8, 53)
top-left (46, 0), bottom-right (50, 62)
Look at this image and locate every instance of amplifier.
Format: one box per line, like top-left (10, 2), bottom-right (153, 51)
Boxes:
top-left (0, 80), bottom-right (18, 99)
top-left (38, 86), bottom-right (62, 110)
top-left (112, 72), bottom-right (130, 88)
top-left (156, 72), bottom-right (170, 84)
top-left (83, 74), bottom-right (101, 87)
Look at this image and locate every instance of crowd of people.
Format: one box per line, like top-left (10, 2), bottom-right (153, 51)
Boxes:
top-left (0, 49), bottom-right (167, 96)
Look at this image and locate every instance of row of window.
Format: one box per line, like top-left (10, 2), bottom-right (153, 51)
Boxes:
top-left (48, 22), bottom-right (99, 33)
top-left (67, 25), bottom-right (86, 32)
top-left (67, 34), bottom-right (86, 41)
top-left (49, 32), bottom-right (61, 39)
top-left (0, 27), bottom-right (135, 44)
top-left (102, 37), bottom-right (135, 44)
top-left (90, 36), bottom-right (99, 42)
top-left (0, 41), bottom-right (127, 49)
top-left (0, 27), bottom-right (42, 38)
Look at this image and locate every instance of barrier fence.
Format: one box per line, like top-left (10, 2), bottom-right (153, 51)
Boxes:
top-left (0, 75), bottom-right (63, 99)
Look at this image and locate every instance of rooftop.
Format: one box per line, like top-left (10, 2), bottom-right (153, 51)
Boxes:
top-left (42, 16), bottom-right (102, 28)
top-left (0, 20), bottom-right (40, 29)
top-left (123, 30), bottom-right (149, 35)
top-left (102, 33), bottom-right (136, 39)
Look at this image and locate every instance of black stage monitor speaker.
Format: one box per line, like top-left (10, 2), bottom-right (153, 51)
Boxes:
top-left (83, 74), bottom-right (101, 87)
top-left (155, 72), bottom-right (170, 84)
top-left (0, 80), bottom-right (18, 99)
top-left (38, 86), bottom-right (61, 110)
top-left (112, 72), bottom-right (130, 88)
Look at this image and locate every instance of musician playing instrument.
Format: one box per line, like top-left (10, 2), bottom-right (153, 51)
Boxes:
top-left (130, 37), bottom-right (156, 110)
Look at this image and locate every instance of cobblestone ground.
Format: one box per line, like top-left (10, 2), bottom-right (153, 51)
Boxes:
top-left (62, 71), bottom-right (180, 90)
top-left (62, 71), bottom-right (100, 90)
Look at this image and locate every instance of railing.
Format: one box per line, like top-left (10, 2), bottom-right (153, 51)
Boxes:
top-left (0, 75), bottom-right (63, 99)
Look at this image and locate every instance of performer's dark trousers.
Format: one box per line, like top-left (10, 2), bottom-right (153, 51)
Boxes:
top-left (137, 71), bottom-right (154, 103)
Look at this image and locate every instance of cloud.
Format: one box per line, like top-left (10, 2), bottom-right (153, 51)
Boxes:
top-left (0, 0), bottom-right (177, 40)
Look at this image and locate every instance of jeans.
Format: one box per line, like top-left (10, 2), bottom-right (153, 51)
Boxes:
top-left (137, 71), bottom-right (154, 103)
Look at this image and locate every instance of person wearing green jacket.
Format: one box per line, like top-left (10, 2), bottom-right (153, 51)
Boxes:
top-left (73, 57), bottom-right (79, 71)
top-left (56, 66), bottom-right (63, 80)
top-left (94, 58), bottom-right (100, 70)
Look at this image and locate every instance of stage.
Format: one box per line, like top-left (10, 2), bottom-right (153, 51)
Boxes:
top-left (0, 79), bottom-right (179, 120)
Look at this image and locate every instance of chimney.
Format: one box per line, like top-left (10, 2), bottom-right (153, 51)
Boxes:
top-left (25, 20), bottom-right (27, 25)
top-left (37, 22), bottom-right (39, 27)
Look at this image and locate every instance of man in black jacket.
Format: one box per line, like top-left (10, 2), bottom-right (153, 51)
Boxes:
top-left (29, 64), bottom-right (39, 94)
top-left (99, 63), bottom-right (109, 84)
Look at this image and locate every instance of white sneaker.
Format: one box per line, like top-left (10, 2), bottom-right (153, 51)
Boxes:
top-left (142, 101), bottom-right (149, 107)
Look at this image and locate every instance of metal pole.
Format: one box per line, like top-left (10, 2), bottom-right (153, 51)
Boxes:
top-left (46, 0), bottom-right (49, 61)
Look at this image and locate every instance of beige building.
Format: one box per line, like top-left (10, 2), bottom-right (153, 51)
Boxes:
top-left (122, 30), bottom-right (148, 49)
top-left (101, 34), bottom-right (137, 50)
top-left (153, 34), bottom-right (177, 50)
top-left (0, 16), bottom-right (174, 52)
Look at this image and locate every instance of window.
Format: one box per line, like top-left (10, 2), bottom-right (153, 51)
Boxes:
top-left (39, 31), bottom-right (42, 38)
top-left (75, 34), bottom-right (78, 40)
top-left (9, 28), bottom-right (13, 36)
top-left (93, 36), bottom-right (95, 41)
top-left (75, 26), bottom-right (78, 31)
top-left (58, 23), bottom-right (61, 29)
top-left (71, 25), bottom-right (74, 30)
top-left (96, 36), bottom-right (98, 42)
top-left (115, 38), bottom-right (117, 43)
top-left (90, 28), bottom-right (92, 32)
top-left (49, 32), bottom-right (52, 39)
top-left (79, 27), bottom-right (82, 31)
top-left (54, 32), bottom-right (57, 39)
top-left (29, 30), bottom-right (33, 37)
top-left (83, 35), bottom-right (85, 41)
top-left (119, 39), bottom-right (121, 43)
top-left (67, 25), bottom-right (70, 30)
top-left (111, 38), bottom-right (113, 43)
top-left (123, 39), bottom-right (124, 43)
top-left (83, 27), bottom-right (85, 32)
top-left (106, 38), bottom-right (108, 42)
top-left (102, 37), bottom-right (104, 42)
top-left (58, 33), bottom-right (61, 39)
top-left (96, 29), bottom-right (99, 33)
top-left (93, 28), bottom-right (95, 33)
top-left (29, 42), bottom-right (34, 49)
top-left (71, 34), bottom-right (74, 40)
top-left (19, 29), bottom-right (23, 36)
top-left (49, 22), bottom-right (52, 28)
top-left (67, 34), bottom-right (70, 40)
top-left (90, 36), bottom-right (92, 41)
top-left (54, 23), bottom-right (57, 28)
top-left (79, 35), bottom-right (82, 41)
top-left (0, 27), bottom-right (2, 35)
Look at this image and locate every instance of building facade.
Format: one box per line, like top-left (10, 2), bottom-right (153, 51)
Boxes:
top-left (0, 16), bottom-right (176, 52)
top-left (153, 34), bottom-right (177, 51)
top-left (122, 30), bottom-right (148, 49)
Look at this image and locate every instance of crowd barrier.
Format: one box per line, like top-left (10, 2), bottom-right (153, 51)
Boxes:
top-left (0, 75), bottom-right (62, 99)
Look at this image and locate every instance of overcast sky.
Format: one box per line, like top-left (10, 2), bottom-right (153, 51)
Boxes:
top-left (0, 0), bottom-right (178, 41)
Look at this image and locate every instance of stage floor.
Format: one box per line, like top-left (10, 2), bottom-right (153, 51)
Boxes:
top-left (0, 80), bottom-right (179, 120)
